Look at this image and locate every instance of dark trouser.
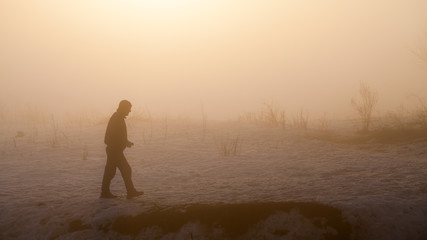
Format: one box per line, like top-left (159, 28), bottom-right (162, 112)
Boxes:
top-left (101, 147), bottom-right (136, 194)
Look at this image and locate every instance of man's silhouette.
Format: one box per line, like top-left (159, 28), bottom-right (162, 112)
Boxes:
top-left (100, 100), bottom-right (144, 199)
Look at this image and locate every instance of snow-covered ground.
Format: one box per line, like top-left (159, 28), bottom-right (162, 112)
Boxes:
top-left (1, 117), bottom-right (426, 239)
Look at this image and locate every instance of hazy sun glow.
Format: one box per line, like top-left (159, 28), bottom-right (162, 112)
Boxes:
top-left (122, 0), bottom-right (202, 7)
top-left (1, 0), bottom-right (427, 119)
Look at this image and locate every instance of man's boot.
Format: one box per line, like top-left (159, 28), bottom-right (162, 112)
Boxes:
top-left (127, 190), bottom-right (144, 199)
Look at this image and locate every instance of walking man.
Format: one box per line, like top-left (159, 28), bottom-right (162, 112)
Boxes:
top-left (100, 100), bottom-right (144, 199)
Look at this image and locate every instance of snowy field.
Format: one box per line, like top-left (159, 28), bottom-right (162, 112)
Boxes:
top-left (1, 117), bottom-right (426, 240)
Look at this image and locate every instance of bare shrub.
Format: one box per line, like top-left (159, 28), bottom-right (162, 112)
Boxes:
top-left (351, 81), bottom-right (378, 132)
top-left (317, 113), bottom-right (331, 132)
top-left (411, 96), bottom-right (427, 127)
top-left (261, 101), bottom-right (286, 129)
top-left (384, 106), bottom-right (408, 129)
top-left (380, 96), bottom-right (427, 130)
top-left (291, 109), bottom-right (309, 130)
top-left (237, 101), bottom-right (286, 129)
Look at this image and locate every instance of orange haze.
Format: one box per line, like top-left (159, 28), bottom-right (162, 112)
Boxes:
top-left (1, 0), bottom-right (427, 120)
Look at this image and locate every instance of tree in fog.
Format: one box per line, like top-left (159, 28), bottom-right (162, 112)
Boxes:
top-left (351, 82), bottom-right (378, 132)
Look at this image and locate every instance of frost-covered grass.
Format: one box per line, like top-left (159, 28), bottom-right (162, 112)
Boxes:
top-left (0, 115), bottom-right (426, 239)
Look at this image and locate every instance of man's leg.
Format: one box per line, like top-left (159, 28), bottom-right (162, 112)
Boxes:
top-left (116, 152), bottom-right (143, 198)
top-left (100, 148), bottom-right (118, 198)
top-left (116, 152), bottom-right (136, 193)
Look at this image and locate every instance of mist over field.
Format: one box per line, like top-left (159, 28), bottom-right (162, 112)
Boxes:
top-left (1, 1), bottom-right (427, 240)
top-left (1, 0), bottom-right (427, 120)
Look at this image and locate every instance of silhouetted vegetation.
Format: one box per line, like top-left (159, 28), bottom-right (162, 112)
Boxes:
top-left (351, 82), bottom-right (378, 132)
top-left (291, 109), bottom-right (309, 130)
top-left (262, 101), bottom-right (286, 129)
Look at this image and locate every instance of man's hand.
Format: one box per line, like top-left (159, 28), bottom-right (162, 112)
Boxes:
top-left (126, 141), bottom-right (134, 148)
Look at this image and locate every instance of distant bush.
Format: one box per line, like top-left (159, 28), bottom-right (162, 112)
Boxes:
top-left (291, 109), bottom-right (309, 130)
top-left (317, 113), bottom-right (331, 132)
top-left (411, 96), bottom-right (427, 128)
top-left (381, 96), bottom-right (427, 130)
top-left (351, 81), bottom-right (378, 132)
top-left (238, 101), bottom-right (286, 129)
top-left (261, 101), bottom-right (286, 129)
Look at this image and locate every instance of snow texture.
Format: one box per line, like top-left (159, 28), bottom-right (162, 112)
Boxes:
top-left (1, 118), bottom-right (426, 239)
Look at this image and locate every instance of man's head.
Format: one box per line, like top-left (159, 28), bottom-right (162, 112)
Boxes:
top-left (117, 100), bottom-right (132, 118)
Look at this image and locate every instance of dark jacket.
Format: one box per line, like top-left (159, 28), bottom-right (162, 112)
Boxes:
top-left (104, 112), bottom-right (128, 150)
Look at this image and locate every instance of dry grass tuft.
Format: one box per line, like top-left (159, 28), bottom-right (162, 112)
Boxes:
top-left (215, 134), bottom-right (241, 157)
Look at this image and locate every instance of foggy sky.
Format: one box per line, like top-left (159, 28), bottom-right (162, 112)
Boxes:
top-left (1, 0), bottom-right (427, 120)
